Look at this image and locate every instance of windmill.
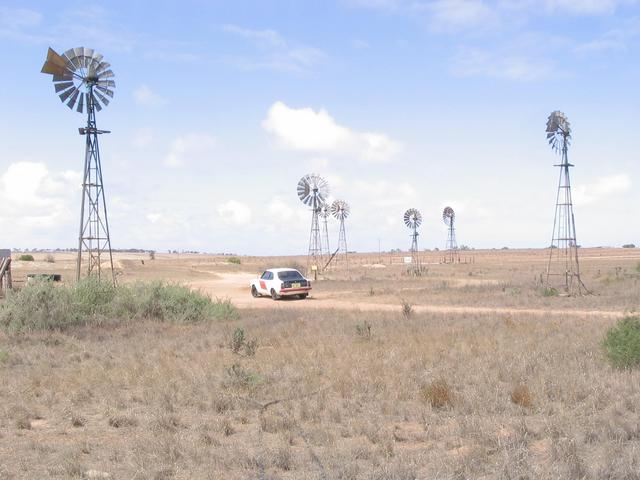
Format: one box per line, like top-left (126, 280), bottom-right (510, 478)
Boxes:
top-left (404, 208), bottom-right (422, 275)
top-left (297, 174), bottom-right (329, 273)
top-left (319, 203), bottom-right (332, 261)
top-left (442, 206), bottom-right (459, 264)
top-left (331, 200), bottom-right (350, 269)
top-left (41, 47), bottom-right (116, 283)
top-left (545, 111), bottom-right (588, 295)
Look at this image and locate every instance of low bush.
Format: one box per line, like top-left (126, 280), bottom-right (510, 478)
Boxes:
top-left (511, 384), bottom-right (533, 408)
top-left (18, 254), bottom-right (34, 261)
top-left (227, 257), bottom-right (241, 265)
top-left (229, 327), bottom-right (257, 356)
top-left (421, 379), bottom-right (454, 409)
top-left (44, 254), bottom-right (55, 263)
top-left (401, 299), bottom-right (413, 318)
top-left (603, 316), bottom-right (640, 369)
top-left (0, 278), bottom-right (238, 332)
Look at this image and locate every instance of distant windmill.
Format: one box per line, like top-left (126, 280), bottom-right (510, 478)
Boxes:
top-left (404, 208), bottom-right (422, 275)
top-left (41, 47), bottom-right (116, 283)
top-left (442, 206), bottom-right (459, 264)
top-left (319, 203), bottom-right (332, 260)
top-left (331, 200), bottom-right (350, 269)
top-left (545, 111), bottom-right (588, 295)
top-left (297, 174), bottom-right (329, 273)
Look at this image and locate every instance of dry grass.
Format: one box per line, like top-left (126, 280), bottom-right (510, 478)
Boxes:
top-left (1, 248), bottom-right (639, 478)
top-left (1, 307), bottom-right (639, 478)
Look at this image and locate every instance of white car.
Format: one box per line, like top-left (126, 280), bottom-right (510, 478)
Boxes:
top-left (250, 268), bottom-right (311, 300)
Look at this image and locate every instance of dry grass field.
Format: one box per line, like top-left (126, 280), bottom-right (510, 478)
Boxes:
top-left (1, 248), bottom-right (640, 479)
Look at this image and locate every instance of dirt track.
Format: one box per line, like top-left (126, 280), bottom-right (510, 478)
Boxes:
top-left (188, 272), bottom-right (625, 319)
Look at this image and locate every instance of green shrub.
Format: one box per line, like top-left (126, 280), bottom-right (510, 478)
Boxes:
top-left (0, 278), bottom-right (238, 332)
top-left (542, 287), bottom-right (559, 297)
top-left (355, 320), bottom-right (372, 340)
top-left (227, 257), bottom-right (241, 265)
top-left (603, 316), bottom-right (640, 369)
top-left (229, 327), bottom-right (257, 356)
top-left (18, 254), bottom-right (34, 261)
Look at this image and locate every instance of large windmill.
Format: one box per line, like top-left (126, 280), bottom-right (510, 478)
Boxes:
top-left (404, 208), bottom-right (422, 275)
top-left (545, 111), bottom-right (588, 295)
top-left (442, 206), bottom-right (459, 264)
top-left (41, 47), bottom-right (116, 283)
top-left (297, 174), bottom-right (329, 273)
top-left (331, 200), bottom-right (350, 269)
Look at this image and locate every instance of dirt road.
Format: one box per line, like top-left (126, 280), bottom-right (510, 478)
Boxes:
top-left (188, 272), bottom-right (625, 319)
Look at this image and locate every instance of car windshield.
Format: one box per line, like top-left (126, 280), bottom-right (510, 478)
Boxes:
top-left (278, 270), bottom-right (304, 281)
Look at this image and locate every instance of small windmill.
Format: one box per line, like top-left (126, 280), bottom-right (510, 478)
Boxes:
top-left (41, 47), bottom-right (116, 283)
top-left (442, 206), bottom-right (459, 264)
top-left (319, 203), bottom-right (332, 260)
top-left (297, 174), bottom-right (329, 273)
top-left (404, 208), bottom-right (422, 275)
top-left (331, 200), bottom-right (350, 269)
top-left (545, 111), bottom-right (588, 295)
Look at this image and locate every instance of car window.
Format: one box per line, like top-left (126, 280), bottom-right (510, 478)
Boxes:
top-left (278, 270), bottom-right (304, 281)
top-left (266, 272), bottom-right (273, 280)
top-left (260, 271), bottom-right (269, 279)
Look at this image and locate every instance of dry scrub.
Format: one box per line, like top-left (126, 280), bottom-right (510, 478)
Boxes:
top-left (1, 307), bottom-right (639, 479)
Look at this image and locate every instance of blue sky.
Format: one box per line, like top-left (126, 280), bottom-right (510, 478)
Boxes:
top-left (0, 0), bottom-right (638, 254)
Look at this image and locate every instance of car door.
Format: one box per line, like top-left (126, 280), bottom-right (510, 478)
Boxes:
top-left (259, 271), bottom-right (271, 294)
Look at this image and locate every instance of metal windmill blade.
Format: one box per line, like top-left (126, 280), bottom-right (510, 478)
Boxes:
top-left (297, 174), bottom-right (329, 206)
top-left (42, 47), bottom-right (116, 113)
top-left (319, 203), bottom-right (330, 218)
top-left (331, 200), bottom-right (350, 220)
top-left (443, 206), bottom-right (455, 227)
top-left (404, 208), bottom-right (422, 228)
top-left (546, 111), bottom-right (571, 154)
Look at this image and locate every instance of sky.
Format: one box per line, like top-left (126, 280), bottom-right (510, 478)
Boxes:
top-left (0, 0), bottom-right (638, 255)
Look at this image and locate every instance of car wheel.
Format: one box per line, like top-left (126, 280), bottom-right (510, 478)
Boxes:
top-left (270, 289), bottom-right (279, 300)
top-left (298, 293), bottom-right (308, 299)
top-left (251, 285), bottom-right (259, 298)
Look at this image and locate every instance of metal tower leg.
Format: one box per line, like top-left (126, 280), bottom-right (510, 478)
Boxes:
top-left (546, 146), bottom-right (587, 295)
top-left (76, 86), bottom-right (115, 283)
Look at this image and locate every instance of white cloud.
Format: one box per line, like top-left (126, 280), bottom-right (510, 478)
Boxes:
top-left (420, 0), bottom-right (497, 32)
top-left (133, 85), bottom-right (165, 107)
top-left (450, 46), bottom-right (554, 80)
top-left (352, 179), bottom-right (417, 208)
top-left (223, 24), bottom-right (325, 72)
top-left (222, 24), bottom-right (285, 47)
top-left (543, 0), bottom-right (627, 14)
top-left (132, 127), bottom-right (154, 148)
top-left (217, 200), bottom-right (253, 226)
top-left (0, 162), bottom-right (80, 229)
top-left (164, 133), bottom-right (216, 168)
top-left (573, 174), bottom-right (632, 206)
top-left (262, 101), bottom-right (402, 162)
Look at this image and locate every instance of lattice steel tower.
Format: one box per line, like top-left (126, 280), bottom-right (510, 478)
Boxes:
top-left (319, 203), bottom-right (332, 260)
top-left (545, 111), bottom-right (588, 295)
top-left (442, 206), bottom-right (459, 264)
top-left (297, 174), bottom-right (329, 272)
top-left (404, 208), bottom-right (422, 275)
top-left (331, 200), bottom-right (350, 269)
top-left (41, 47), bottom-right (116, 283)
